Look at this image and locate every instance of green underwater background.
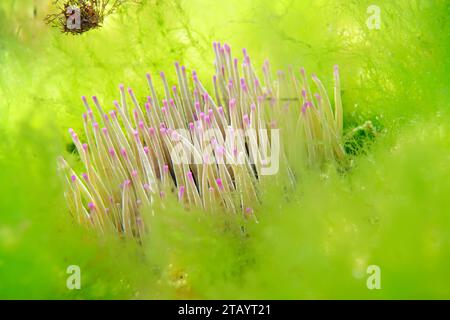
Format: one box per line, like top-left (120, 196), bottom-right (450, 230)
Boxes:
top-left (0, 0), bottom-right (449, 299)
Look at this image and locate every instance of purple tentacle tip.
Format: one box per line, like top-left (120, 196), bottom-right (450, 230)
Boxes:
top-left (178, 186), bottom-right (185, 200)
top-left (216, 178), bottom-right (224, 190)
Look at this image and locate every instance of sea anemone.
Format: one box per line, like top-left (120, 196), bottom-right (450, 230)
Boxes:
top-left (58, 43), bottom-right (345, 240)
top-left (45, 0), bottom-right (135, 34)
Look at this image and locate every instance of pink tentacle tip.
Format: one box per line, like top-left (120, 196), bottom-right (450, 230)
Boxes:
top-left (245, 207), bottom-right (253, 214)
top-left (242, 48), bottom-right (248, 57)
top-left (148, 127), bottom-right (155, 136)
top-left (188, 122), bottom-right (194, 131)
top-left (145, 102), bottom-right (151, 111)
top-left (103, 114), bottom-right (109, 121)
top-left (174, 61), bottom-right (180, 68)
top-left (82, 173), bottom-right (88, 181)
top-left (139, 121), bottom-right (145, 130)
top-left (229, 98), bottom-right (236, 109)
top-left (171, 130), bottom-right (180, 141)
top-left (82, 113), bottom-right (87, 121)
top-left (120, 148), bottom-right (127, 157)
top-left (124, 179), bottom-right (131, 187)
top-left (143, 146), bottom-right (149, 154)
top-left (250, 103), bottom-right (256, 112)
top-left (143, 183), bottom-right (150, 190)
top-left (68, 128), bottom-right (74, 134)
top-left (163, 164), bottom-right (169, 173)
top-left (270, 120), bottom-right (277, 129)
top-left (314, 93), bottom-right (322, 102)
top-left (301, 103), bottom-right (309, 114)
top-left (300, 67), bottom-right (306, 76)
top-left (133, 130), bottom-right (139, 139)
top-left (82, 143), bottom-right (88, 151)
top-left (169, 99), bottom-right (175, 108)
top-left (92, 96), bottom-right (99, 103)
top-left (243, 114), bottom-right (250, 126)
top-left (159, 71), bottom-right (165, 79)
top-left (70, 175), bottom-right (77, 182)
top-left (194, 101), bottom-right (201, 112)
top-left (216, 178), bottom-right (224, 190)
top-left (81, 95), bottom-right (88, 103)
top-left (127, 88), bottom-right (134, 95)
top-left (178, 186), bottom-right (185, 200)
top-left (146, 73), bottom-right (151, 81)
top-left (132, 169), bottom-right (138, 177)
top-left (240, 78), bottom-right (247, 89)
top-left (218, 106), bottom-right (224, 115)
top-left (187, 171), bottom-right (194, 182)
top-left (108, 148), bottom-right (115, 157)
top-left (93, 122), bottom-right (99, 129)
top-left (88, 202), bottom-right (96, 211)
top-left (301, 89), bottom-right (307, 98)
top-left (216, 145), bottom-right (225, 156)
top-left (334, 65), bottom-right (339, 73)
top-left (224, 43), bottom-right (231, 54)
top-left (311, 73), bottom-right (318, 80)
top-left (101, 127), bottom-right (108, 135)
top-left (160, 191), bottom-right (165, 198)
top-left (172, 85), bottom-right (177, 94)
top-left (119, 84), bottom-right (125, 90)
top-left (160, 127), bottom-right (167, 134)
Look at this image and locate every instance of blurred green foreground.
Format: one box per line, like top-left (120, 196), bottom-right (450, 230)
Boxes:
top-left (0, 0), bottom-right (449, 299)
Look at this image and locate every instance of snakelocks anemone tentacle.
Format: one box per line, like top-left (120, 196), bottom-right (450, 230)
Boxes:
top-left (58, 43), bottom-right (345, 240)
